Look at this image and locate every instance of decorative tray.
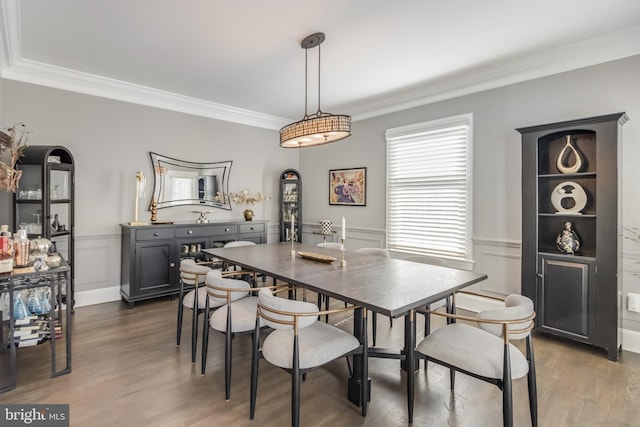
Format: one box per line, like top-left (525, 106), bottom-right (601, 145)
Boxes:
top-left (297, 251), bottom-right (337, 263)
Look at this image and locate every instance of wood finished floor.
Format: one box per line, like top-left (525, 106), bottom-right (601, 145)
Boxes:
top-left (2, 295), bottom-right (640, 427)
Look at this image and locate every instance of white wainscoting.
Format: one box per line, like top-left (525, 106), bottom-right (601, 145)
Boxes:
top-left (72, 226), bottom-right (640, 354)
top-left (74, 233), bottom-right (122, 307)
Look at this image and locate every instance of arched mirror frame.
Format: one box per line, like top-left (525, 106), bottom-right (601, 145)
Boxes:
top-left (149, 152), bottom-right (232, 210)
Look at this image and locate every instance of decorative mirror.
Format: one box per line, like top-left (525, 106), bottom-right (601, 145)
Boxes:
top-left (149, 152), bottom-right (232, 210)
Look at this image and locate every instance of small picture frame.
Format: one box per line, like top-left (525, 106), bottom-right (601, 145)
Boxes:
top-left (329, 167), bottom-right (366, 206)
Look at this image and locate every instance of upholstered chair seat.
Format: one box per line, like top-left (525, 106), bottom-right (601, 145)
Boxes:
top-left (201, 269), bottom-right (272, 400)
top-left (417, 322), bottom-right (530, 380)
top-left (414, 294), bottom-right (537, 427)
top-left (263, 317), bottom-right (359, 370)
top-left (250, 287), bottom-right (367, 427)
top-left (177, 259), bottom-right (217, 363)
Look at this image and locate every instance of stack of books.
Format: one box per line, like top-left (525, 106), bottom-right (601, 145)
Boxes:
top-left (13, 315), bottom-right (52, 347)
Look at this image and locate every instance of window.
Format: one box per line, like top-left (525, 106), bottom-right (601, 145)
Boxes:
top-left (386, 113), bottom-right (473, 263)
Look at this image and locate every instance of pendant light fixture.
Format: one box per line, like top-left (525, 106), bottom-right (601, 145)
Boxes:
top-left (279, 32), bottom-right (351, 148)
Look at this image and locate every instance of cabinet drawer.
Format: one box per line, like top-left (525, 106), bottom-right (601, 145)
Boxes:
top-left (239, 223), bottom-right (265, 234)
top-left (176, 226), bottom-right (217, 238)
top-left (136, 228), bottom-right (175, 241)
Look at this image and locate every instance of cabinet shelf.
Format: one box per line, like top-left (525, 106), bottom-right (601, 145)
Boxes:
top-left (538, 172), bottom-right (596, 179)
top-left (538, 213), bottom-right (596, 218)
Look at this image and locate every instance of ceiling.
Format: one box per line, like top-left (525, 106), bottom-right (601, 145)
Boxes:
top-left (2, 0), bottom-right (640, 130)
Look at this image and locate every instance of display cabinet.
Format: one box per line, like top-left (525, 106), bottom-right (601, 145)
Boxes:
top-left (279, 169), bottom-right (302, 242)
top-left (517, 112), bottom-right (627, 361)
top-left (0, 261), bottom-right (72, 393)
top-left (13, 146), bottom-right (74, 309)
top-left (120, 220), bottom-right (267, 308)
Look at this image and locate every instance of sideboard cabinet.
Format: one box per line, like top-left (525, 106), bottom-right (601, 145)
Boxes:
top-left (120, 220), bottom-right (267, 307)
top-left (517, 113), bottom-right (627, 361)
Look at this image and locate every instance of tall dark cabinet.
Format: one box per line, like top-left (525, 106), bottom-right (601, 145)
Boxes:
top-left (279, 169), bottom-right (302, 242)
top-left (14, 146), bottom-right (75, 308)
top-left (517, 113), bottom-right (627, 361)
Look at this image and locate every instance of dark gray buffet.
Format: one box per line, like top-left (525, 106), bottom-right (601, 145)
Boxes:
top-left (120, 220), bottom-right (267, 308)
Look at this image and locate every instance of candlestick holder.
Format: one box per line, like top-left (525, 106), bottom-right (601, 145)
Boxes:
top-left (340, 238), bottom-right (347, 267)
top-left (291, 236), bottom-right (296, 258)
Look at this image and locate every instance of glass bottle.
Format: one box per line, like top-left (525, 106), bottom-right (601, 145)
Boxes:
top-left (13, 227), bottom-right (30, 268)
top-left (0, 224), bottom-right (13, 273)
top-left (51, 214), bottom-right (60, 232)
top-left (13, 290), bottom-right (30, 320)
top-left (27, 289), bottom-right (43, 315)
top-left (39, 287), bottom-right (52, 315)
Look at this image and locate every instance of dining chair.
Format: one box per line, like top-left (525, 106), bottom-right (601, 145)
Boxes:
top-left (222, 240), bottom-right (271, 285)
top-left (315, 242), bottom-right (345, 317)
top-left (222, 240), bottom-right (256, 272)
top-left (250, 287), bottom-right (368, 427)
top-left (354, 247), bottom-right (390, 346)
top-left (201, 268), bottom-right (274, 400)
top-left (413, 293), bottom-right (537, 427)
top-left (177, 259), bottom-right (219, 363)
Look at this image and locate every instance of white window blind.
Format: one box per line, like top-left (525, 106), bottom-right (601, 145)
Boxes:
top-left (386, 114), bottom-right (472, 261)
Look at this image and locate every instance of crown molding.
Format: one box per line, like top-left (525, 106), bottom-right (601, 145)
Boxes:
top-left (2, 1), bottom-right (639, 127)
top-left (1, 58), bottom-right (289, 130)
top-left (348, 24), bottom-right (640, 122)
top-left (0, 0), bottom-right (20, 69)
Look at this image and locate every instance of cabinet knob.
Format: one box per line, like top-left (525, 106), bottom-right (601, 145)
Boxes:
top-left (153, 232), bottom-right (159, 237)
top-left (188, 230), bottom-right (193, 234)
top-left (536, 273), bottom-right (543, 279)
top-left (250, 227), bottom-right (254, 230)
top-left (225, 228), bottom-right (230, 232)
top-left (170, 262), bottom-right (175, 268)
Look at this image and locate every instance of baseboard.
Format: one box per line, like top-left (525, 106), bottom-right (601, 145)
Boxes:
top-left (74, 286), bottom-right (121, 307)
top-left (623, 328), bottom-right (640, 355)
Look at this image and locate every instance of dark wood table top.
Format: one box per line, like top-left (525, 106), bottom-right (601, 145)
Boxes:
top-left (204, 242), bottom-right (487, 318)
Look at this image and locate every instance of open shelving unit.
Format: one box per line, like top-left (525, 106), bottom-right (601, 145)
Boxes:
top-left (518, 112), bottom-right (628, 361)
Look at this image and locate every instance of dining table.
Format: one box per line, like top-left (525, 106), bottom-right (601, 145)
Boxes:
top-left (203, 242), bottom-right (487, 422)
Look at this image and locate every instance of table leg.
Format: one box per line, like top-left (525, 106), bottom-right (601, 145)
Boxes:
top-left (406, 310), bottom-right (416, 424)
top-left (348, 307), bottom-right (371, 407)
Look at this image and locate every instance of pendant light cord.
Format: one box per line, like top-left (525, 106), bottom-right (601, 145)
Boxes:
top-left (304, 48), bottom-right (309, 118)
top-left (317, 43), bottom-right (321, 114)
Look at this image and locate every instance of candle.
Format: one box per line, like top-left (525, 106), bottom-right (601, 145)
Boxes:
top-left (341, 216), bottom-right (346, 240)
top-left (291, 214), bottom-right (295, 241)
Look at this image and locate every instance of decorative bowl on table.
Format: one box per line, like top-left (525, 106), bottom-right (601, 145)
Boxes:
top-left (297, 251), bottom-right (337, 263)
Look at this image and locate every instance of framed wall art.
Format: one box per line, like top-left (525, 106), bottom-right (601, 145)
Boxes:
top-left (329, 167), bottom-right (366, 206)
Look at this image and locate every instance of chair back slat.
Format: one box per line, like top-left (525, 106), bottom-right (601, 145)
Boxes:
top-left (477, 294), bottom-right (535, 340)
top-left (257, 288), bottom-right (318, 331)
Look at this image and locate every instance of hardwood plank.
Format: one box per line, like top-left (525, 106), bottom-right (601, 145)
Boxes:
top-left (2, 297), bottom-right (640, 426)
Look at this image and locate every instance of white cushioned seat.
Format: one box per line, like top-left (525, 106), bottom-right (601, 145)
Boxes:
top-left (417, 323), bottom-right (529, 380)
top-left (182, 286), bottom-right (223, 310)
top-left (258, 288), bottom-right (359, 370)
top-left (262, 321), bottom-right (359, 370)
top-left (210, 296), bottom-right (261, 333)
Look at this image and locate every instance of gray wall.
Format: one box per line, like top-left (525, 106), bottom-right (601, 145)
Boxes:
top-left (300, 54), bottom-right (640, 333)
top-left (1, 55), bottom-right (639, 338)
top-left (0, 80), bottom-right (296, 298)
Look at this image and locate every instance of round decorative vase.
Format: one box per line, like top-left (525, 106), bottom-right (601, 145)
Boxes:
top-left (556, 135), bottom-right (583, 174)
top-left (46, 252), bottom-right (62, 269)
top-left (556, 221), bottom-right (580, 255)
top-left (319, 220), bottom-right (332, 235)
top-left (243, 209), bottom-right (254, 221)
